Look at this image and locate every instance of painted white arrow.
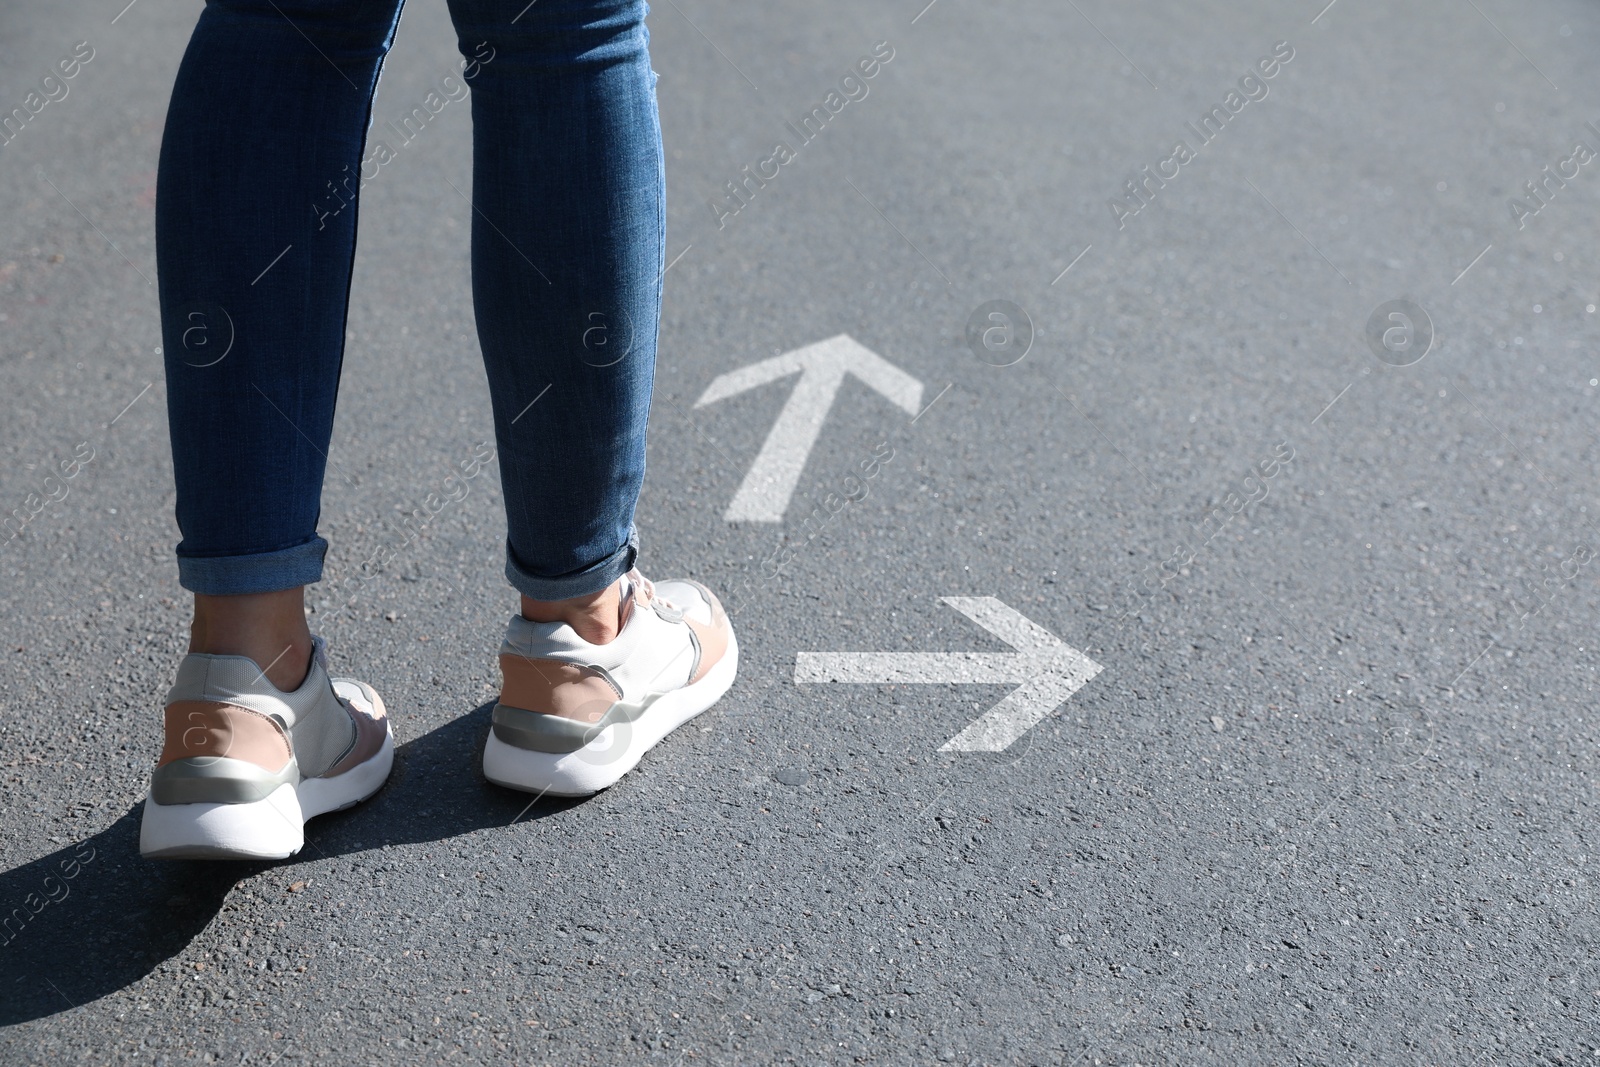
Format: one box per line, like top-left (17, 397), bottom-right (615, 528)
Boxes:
top-left (695, 334), bottom-right (922, 522)
top-left (795, 597), bottom-right (1104, 752)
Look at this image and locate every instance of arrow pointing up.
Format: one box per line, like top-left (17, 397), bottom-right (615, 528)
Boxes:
top-left (795, 597), bottom-right (1104, 752)
top-left (695, 334), bottom-right (922, 522)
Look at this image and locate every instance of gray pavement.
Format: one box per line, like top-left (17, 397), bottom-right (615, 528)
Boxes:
top-left (2, 0), bottom-right (1599, 1062)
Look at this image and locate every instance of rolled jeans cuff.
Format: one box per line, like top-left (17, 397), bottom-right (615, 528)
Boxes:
top-left (176, 537), bottom-right (328, 595)
top-left (505, 527), bottom-right (638, 601)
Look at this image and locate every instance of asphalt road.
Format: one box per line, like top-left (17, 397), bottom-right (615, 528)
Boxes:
top-left (2, 0), bottom-right (1599, 1062)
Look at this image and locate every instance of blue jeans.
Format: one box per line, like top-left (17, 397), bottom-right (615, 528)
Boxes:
top-left (156, 0), bottom-right (663, 600)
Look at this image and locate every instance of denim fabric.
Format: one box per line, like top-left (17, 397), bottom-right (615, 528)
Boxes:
top-left (156, 0), bottom-right (663, 600)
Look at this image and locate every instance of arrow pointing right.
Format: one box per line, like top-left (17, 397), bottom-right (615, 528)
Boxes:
top-left (795, 597), bottom-right (1105, 752)
top-left (695, 334), bottom-right (922, 522)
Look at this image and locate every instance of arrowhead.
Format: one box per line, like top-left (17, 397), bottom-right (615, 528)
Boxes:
top-left (935, 597), bottom-right (1103, 752)
top-left (937, 667), bottom-right (1099, 752)
top-left (792, 597), bottom-right (1104, 753)
top-left (694, 335), bottom-right (925, 522)
top-left (694, 334), bottom-right (922, 413)
top-left (938, 596), bottom-right (1075, 653)
top-left (694, 348), bottom-right (809, 408)
top-left (827, 336), bottom-right (923, 415)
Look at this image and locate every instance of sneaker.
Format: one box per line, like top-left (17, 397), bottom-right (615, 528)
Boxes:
top-left (483, 570), bottom-right (738, 796)
top-left (139, 637), bottom-right (394, 860)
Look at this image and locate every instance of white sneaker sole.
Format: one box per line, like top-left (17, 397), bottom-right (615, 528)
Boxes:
top-left (483, 631), bottom-right (739, 797)
top-left (139, 721), bottom-right (395, 861)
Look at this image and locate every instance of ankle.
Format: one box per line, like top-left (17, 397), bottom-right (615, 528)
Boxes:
top-left (189, 589), bottom-right (314, 691)
top-left (521, 580), bottom-right (624, 645)
top-left (189, 632), bottom-right (314, 692)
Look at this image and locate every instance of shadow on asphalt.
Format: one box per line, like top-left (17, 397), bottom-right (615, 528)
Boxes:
top-left (0, 700), bottom-right (583, 1024)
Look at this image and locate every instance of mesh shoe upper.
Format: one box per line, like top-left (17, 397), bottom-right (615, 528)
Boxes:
top-left (492, 571), bottom-right (733, 752)
top-left (158, 637), bottom-right (358, 779)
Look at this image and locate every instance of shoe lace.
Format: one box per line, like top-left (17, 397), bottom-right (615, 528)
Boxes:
top-left (627, 569), bottom-right (675, 611)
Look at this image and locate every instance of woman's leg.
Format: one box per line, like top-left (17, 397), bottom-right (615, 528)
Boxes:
top-left (446, 1), bottom-right (738, 798)
top-left (156, 0), bottom-right (406, 686)
top-left (144, 0), bottom-right (405, 860)
top-left (443, 0), bottom-right (665, 643)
